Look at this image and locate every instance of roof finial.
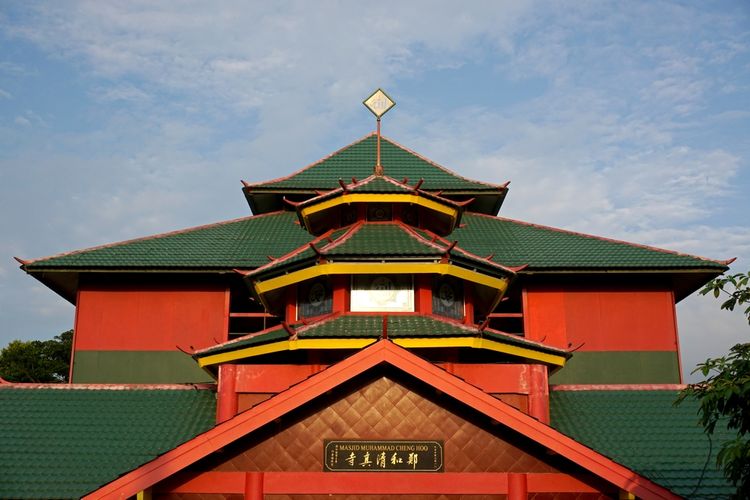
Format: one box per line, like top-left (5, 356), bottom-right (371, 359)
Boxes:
top-left (363, 88), bottom-right (395, 176)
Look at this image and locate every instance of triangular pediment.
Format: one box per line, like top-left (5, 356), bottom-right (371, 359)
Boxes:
top-left (87, 341), bottom-right (678, 499)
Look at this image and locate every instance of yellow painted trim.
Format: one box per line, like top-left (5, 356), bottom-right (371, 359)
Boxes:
top-left (198, 338), bottom-right (377, 367)
top-left (301, 193), bottom-right (457, 225)
top-left (392, 337), bottom-right (566, 366)
top-left (137, 489), bottom-right (152, 500)
top-left (255, 262), bottom-right (509, 295)
top-left (618, 491), bottom-right (636, 500)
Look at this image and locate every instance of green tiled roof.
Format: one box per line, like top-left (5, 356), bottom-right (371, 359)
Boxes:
top-left (346, 175), bottom-right (416, 193)
top-left (454, 214), bottom-right (727, 270)
top-left (246, 135), bottom-right (501, 192)
top-left (550, 390), bottom-right (736, 499)
top-left (295, 175), bottom-right (456, 209)
top-left (24, 211), bottom-right (313, 270)
top-left (324, 224), bottom-right (443, 257)
top-left (249, 222), bottom-right (510, 279)
top-left (24, 212), bottom-right (725, 273)
top-left (0, 386), bottom-right (216, 499)
top-left (195, 314), bottom-right (564, 358)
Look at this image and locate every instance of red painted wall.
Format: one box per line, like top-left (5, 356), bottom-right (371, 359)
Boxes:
top-left (74, 285), bottom-right (228, 351)
top-left (525, 286), bottom-right (678, 352)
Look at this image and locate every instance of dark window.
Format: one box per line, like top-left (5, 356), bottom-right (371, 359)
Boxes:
top-left (367, 203), bottom-right (392, 221)
top-left (298, 279), bottom-right (333, 318)
top-left (432, 276), bottom-right (464, 320)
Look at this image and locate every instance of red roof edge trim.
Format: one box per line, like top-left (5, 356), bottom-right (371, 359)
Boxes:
top-left (247, 227), bottom-right (339, 276)
top-left (379, 135), bottom-right (508, 191)
top-left (552, 384), bottom-right (687, 391)
top-left (87, 341), bottom-right (679, 500)
top-left (294, 311), bottom-right (345, 335)
top-left (0, 383), bottom-right (215, 391)
top-left (193, 323), bottom-right (287, 355)
top-left (482, 327), bottom-right (568, 355)
top-left (318, 222), bottom-right (365, 253)
top-left (470, 213), bottom-right (731, 267)
top-left (23, 211), bottom-right (287, 267)
top-left (396, 223), bottom-right (450, 253)
top-left (404, 224), bottom-right (520, 275)
top-left (242, 133), bottom-right (376, 190)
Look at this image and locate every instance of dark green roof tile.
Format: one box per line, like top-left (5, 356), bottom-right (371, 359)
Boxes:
top-left (247, 135), bottom-right (501, 192)
top-left (550, 390), bottom-right (735, 498)
top-left (195, 326), bottom-right (290, 356)
top-left (454, 214), bottom-right (727, 270)
top-left (196, 314), bottom-right (564, 358)
top-left (324, 224), bottom-right (443, 257)
top-left (24, 212), bottom-right (725, 273)
top-left (0, 387), bottom-right (216, 499)
top-left (25, 212), bottom-right (313, 270)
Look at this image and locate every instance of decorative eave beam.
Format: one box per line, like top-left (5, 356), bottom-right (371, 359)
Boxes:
top-left (195, 335), bottom-right (566, 368)
top-left (197, 338), bottom-right (378, 367)
top-left (251, 261), bottom-right (511, 296)
top-left (299, 193), bottom-right (459, 231)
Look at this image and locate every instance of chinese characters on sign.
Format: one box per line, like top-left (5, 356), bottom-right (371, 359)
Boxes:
top-left (324, 440), bottom-right (443, 472)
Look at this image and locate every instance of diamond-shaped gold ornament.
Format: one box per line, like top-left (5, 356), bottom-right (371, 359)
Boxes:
top-left (363, 88), bottom-right (395, 118)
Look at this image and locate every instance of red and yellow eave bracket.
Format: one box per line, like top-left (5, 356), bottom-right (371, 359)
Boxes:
top-left (196, 337), bottom-right (567, 368)
top-left (299, 193), bottom-right (459, 230)
top-left (252, 261), bottom-right (509, 296)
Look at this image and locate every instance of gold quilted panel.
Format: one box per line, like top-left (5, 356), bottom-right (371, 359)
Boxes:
top-left (208, 372), bottom-right (559, 473)
top-left (157, 369), bottom-right (613, 499)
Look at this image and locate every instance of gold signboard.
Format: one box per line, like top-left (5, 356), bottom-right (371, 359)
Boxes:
top-left (324, 440), bottom-right (444, 472)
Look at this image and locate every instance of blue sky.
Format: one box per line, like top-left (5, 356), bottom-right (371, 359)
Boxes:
top-left (1, 1), bottom-right (748, 381)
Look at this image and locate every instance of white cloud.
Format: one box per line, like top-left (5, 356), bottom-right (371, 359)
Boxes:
top-left (14, 115), bottom-right (30, 127)
top-left (1, 1), bottom-right (748, 368)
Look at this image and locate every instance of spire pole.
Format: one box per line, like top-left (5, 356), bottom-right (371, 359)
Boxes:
top-left (376, 117), bottom-right (383, 175)
top-left (363, 88), bottom-right (395, 177)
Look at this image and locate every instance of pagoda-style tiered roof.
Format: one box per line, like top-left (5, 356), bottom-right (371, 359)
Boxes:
top-left (248, 221), bottom-right (517, 280)
top-left (241, 134), bottom-right (509, 215)
top-left (290, 174), bottom-right (470, 235)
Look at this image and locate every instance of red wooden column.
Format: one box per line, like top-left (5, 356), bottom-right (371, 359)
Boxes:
top-left (527, 364), bottom-right (550, 424)
top-left (217, 364), bottom-right (238, 423)
top-left (508, 473), bottom-right (528, 500)
top-left (285, 287), bottom-right (297, 323)
top-left (244, 472), bottom-right (264, 499)
top-left (463, 285), bottom-right (474, 325)
top-left (332, 276), bottom-right (349, 313)
top-left (416, 275), bottom-right (432, 314)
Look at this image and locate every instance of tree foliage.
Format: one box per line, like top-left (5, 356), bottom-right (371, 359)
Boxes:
top-left (700, 271), bottom-right (750, 325)
top-left (0, 330), bottom-right (72, 383)
top-left (677, 271), bottom-right (750, 498)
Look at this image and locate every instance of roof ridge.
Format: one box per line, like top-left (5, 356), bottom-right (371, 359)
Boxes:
top-left (21, 212), bottom-right (286, 266)
top-left (248, 227), bottom-right (339, 275)
top-left (296, 311), bottom-right (345, 334)
top-left (241, 133), bottom-right (376, 189)
top-left (319, 222), bottom-right (363, 253)
top-left (400, 224), bottom-right (516, 272)
top-left (194, 323), bottom-right (289, 355)
top-left (482, 327), bottom-right (568, 354)
top-left (397, 222), bottom-right (452, 252)
top-left (380, 135), bottom-right (508, 190)
top-left (448, 239), bottom-right (526, 274)
top-left (467, 212), bottom-right (732, 267)
top-left (420, 313), bottom-right (480, 333)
